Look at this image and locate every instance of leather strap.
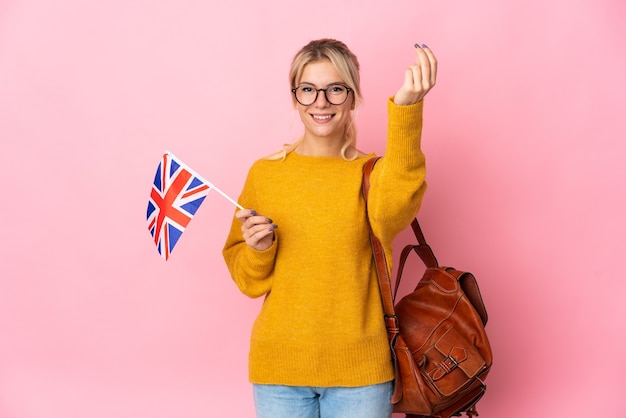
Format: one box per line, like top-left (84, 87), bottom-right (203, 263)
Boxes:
top-left (362, 158), bottom-right (398, 333)
top-left (394, 233), bottom-right (438, 299)
top-left (361, 157), bottom-right (437, 337)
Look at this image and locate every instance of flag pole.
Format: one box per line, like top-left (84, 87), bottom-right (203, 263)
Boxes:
top-left (165, 151), bottom-right (245, 210)
top-left (209, 184), bottom-right (245, 210)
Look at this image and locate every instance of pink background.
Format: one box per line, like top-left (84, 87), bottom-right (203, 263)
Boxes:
top-left (1, 0), bottom-right (625, 417)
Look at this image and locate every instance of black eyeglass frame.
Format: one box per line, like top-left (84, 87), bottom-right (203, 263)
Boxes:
top-left (291, 84), bottom-right (353, 106)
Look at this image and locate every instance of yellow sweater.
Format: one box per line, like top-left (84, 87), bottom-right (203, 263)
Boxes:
top-left (223, 98), bottom-right (426, 387)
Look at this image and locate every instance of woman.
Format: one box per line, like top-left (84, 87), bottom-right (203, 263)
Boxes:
top-left (223, 38), bottom-right (437, 418)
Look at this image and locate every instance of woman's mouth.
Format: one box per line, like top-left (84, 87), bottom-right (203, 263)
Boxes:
top-left (311, 114), bottom-right (334, 122)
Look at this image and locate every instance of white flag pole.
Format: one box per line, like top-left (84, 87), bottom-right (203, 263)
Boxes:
top-left (205, 182), bottom-right (245, 211)
top-left (165, 150), bottom-right (245, 210)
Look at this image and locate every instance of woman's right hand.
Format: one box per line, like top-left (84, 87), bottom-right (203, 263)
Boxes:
top-left (393, 44), bottom-right (438, 106)
top-left (235, 209), bottom-right (277, 251)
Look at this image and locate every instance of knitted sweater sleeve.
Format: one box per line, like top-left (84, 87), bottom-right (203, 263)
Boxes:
top-left (222, 164), bottom-right (277, 298)
top-left (367, 98), bottom-right (427, 249)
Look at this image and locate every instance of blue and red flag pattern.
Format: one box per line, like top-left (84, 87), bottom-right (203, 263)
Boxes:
top-left (147, 153), bottom-right (212, 260)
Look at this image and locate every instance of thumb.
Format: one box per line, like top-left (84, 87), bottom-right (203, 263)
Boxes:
top-left (394, 68), bottom-right (415, 105)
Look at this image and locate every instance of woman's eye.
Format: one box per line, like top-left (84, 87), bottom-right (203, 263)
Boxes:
top-left (330, 86), bottom-right (345, 93)
top-left (300, 86), bottom-right (314, 93)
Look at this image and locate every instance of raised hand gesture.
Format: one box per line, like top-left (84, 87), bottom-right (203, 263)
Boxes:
top-left (393, 44), bottom-right (438, 106)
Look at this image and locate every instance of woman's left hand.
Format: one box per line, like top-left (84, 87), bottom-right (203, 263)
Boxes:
top-left (393, 44), bottom-right (438, 106)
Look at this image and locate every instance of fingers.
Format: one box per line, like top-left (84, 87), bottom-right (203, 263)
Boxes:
top-left (415, 45), bottom-right (437, 88)
top-left (411, 44), bottom-right (437, 99)
top-left (394, 44), bottom-right (438, 106)
top-left (235, 208), bottom-right (258, 222)
top-left (421, 45), bottom-right (438, 87)
top-left (235, 208), bottom-right (277, 251)
top-left (403, 65), bottom-right (422, 91)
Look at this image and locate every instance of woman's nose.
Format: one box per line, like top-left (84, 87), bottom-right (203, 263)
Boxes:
top-left (312, 89), bottom-right (330, 107)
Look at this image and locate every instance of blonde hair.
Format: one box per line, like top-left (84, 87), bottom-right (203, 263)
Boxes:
top-left (266, 39), bottom-right (362, 161)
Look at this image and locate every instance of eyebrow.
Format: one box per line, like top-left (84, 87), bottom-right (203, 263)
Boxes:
top-left (297, 81), bottom-right (346, 88)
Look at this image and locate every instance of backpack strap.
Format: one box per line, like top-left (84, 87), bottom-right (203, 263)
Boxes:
top-left (362, 157), bottom-right (400, 344)
top-left (362, 157), bottom-right (438, 300)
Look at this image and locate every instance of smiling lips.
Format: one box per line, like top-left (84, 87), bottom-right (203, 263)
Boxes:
top-left (312, 114), bottom-right (334, 122)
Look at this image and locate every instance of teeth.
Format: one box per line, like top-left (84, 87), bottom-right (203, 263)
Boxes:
top-left (313, 115), bottom-right (332, 120)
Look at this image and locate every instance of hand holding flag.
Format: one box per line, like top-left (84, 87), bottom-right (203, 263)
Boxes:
top-left (146, 151), bottom-right (243, 260)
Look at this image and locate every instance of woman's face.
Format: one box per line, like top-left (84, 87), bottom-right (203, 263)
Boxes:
top-left (295, 60), bottom-right (354, 144)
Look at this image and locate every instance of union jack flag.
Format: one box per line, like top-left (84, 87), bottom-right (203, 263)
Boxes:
top-left (147, 152), bottom-right (212, 260)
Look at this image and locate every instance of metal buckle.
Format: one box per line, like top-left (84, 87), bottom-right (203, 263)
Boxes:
top-left (384, 314), bottom-right (399, 328)
top-left (445, 354), bottom-right (459, 371)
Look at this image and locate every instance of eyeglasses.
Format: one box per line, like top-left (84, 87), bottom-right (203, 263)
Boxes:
top-left (291, 83), bottom-right (353, 106)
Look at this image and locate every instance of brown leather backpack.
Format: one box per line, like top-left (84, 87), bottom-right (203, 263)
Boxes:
top-left (363, 158), bottom-right (492, 418)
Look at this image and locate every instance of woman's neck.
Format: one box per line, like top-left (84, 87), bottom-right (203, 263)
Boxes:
top-left (298, 126), bottom-right (352, 157)
top-left (295, 139), bottom-right (344, 157)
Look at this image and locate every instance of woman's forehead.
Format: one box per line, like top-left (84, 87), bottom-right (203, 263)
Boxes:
top-left (299, 60), bottom-right (343, 86)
